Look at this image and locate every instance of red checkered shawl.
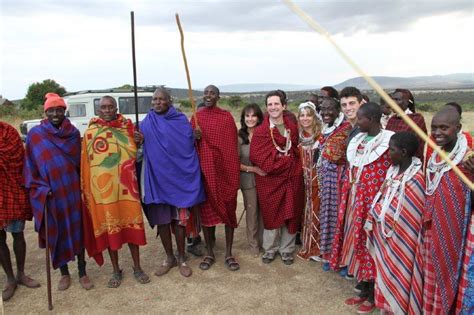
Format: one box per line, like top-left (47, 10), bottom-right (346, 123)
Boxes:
top-left (0, 122), bottom-right (32, 224)
top-left (249, 115), bottom-right (304, 233)
top-left (191, 106), bottom-right (240, 228)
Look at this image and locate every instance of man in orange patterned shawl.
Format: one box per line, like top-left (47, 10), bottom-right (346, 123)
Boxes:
top-left (81, 96), bottom-right (149, 288)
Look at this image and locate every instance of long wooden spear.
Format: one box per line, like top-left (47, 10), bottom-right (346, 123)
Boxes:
top-left (130, 11), bottom-right (139, 129)
top-left (44, 201), bottom-right (53, 310)
top-left (175, 13), bottom-right (199, 129)
top-left (283, 0), bottom-right (473, 190)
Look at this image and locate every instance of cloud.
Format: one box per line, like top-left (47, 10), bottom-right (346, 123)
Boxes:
top-left (2, 0), bottom-right (473, 35)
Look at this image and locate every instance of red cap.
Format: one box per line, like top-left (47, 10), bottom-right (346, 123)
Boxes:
top-left (44, 93), bottom-right (66, 112)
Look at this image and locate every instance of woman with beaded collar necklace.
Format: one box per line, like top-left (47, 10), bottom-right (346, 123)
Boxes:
top-left (330, 102), bottom-right (394, 314)
top-left (250, 90), bottom-right (304, 266)
top-left (296, 101), bottom-right (323, 262)
top-left (365, 132), bottom-right (425, 314)
top-left (415, 107), bottom-right (473, 314)
top-left (314, 97), bottom-right (352, 271)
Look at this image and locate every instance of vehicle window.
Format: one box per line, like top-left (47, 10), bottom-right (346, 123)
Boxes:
top-left (118, 97), bottom-right (152, 114)
top-left (94, 98), bottom-right (101, 115)
top-left (68, 103), bottom-right (86, 117)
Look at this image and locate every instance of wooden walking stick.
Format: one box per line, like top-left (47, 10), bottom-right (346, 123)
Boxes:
top-left (130, 11), bottom-right (140, 129)
top-left (44, 199), bottom-right (53, 310)
top-left (238, 208), bottom-right (246, 226)
top-left (175, 13), bottom-right (199, 130)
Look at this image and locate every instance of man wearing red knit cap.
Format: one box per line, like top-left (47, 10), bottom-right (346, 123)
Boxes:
top-left (24, 92), bottom-right (93, 291)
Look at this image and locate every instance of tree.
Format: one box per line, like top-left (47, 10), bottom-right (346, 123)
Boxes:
top-left (228, 95), bottom-right (243, 108)
top-left (22, 79), bottom-right (67, 111)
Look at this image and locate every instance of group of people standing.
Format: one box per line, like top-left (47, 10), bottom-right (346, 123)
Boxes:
top-left (0, 85), bottom-right (473, 314)
top-left (256, 86), bottom-right (472, 314)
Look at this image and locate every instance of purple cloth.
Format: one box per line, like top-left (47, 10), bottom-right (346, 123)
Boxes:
top-left (140, 106), bottom-right (205, 207)
top-left (144, 203), bottom-right (189, 227)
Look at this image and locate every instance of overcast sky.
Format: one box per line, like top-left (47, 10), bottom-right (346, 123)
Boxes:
top-left (1, 0), bottom-right (473, 99)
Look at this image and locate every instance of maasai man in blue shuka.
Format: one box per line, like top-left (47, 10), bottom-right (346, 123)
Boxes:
top-left (24, 93), bottom-right (94, 291)
top-left (135, 87), bottom-right (205, 278)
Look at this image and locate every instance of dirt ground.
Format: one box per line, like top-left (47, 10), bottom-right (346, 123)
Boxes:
top-left (1, 192), bottom-right (357, 314)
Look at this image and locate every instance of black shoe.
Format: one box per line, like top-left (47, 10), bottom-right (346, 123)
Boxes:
top-left (187, 243), bottom-right (204, 257)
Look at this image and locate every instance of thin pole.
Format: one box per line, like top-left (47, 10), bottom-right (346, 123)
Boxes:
top-left (175, 13), bottom-right (199, 129)
top-left (131, 11), bottom-right (139, 129)
top-left (283, 0), bottom-right (473, 190)
top-left (44, 202), bottom-right (53, 311)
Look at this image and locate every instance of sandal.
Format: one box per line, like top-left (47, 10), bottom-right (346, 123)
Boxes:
top-left (79, 275), bottom-right (94, 290)
top-left (199, 256), bottom-right (215, 271)
top-left (224, 256), bottom-right (240, 271)
top-left (178, 262), bottom-right (192, 277)
top-left (155, 258), bottom-right (177, 277)
top-left (16, 274), bottom-right (40, 288)
top-left (2, 281), bottom-right (17, 301)
top-left (107, 270), bottom-right (123, 288)
top-left (58, 275), bottom-right (71, 291)
top-left (133, 268), bottom-right (150, 284)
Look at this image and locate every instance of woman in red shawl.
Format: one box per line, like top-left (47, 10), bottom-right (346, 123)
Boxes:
top-left (250, 90), bottom-right (304, 266)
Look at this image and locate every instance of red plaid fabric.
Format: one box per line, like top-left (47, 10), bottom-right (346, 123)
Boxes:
top-left (249, 115), bottom-right (304, 234)
top-left (385, 113), bottom-right (427, 161)
top-left (191, 106), bottom-right (240, 228)
top-left (0, 122), bottom-right (32, 226)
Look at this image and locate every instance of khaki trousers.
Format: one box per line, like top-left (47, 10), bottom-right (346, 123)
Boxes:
top-left (242, 187), bottom-right (264, 251)
top-left (262, 225), bottom-right (296, 255)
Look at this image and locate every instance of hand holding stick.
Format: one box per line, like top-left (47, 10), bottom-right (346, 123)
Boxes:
top-left (175, 13), bottom-right (200, 130)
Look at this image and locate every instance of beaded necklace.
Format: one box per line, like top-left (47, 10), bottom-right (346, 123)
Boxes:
top-left (270, 125), bottom-right (292, 156)
top-left (426, 133), bottom-right (467, 195)
top-left (368, 157), bottom-right (422, 239)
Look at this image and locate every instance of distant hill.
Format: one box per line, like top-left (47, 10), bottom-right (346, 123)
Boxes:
top-left (334, 73), bottom-right (474, 90)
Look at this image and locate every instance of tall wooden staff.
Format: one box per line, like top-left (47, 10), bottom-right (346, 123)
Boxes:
top-left (175, 13), bottom-right (199, 129)
top-left (130, 11), bottom-right (139, 129)
top-left (44, 200), bottom-right (53, 310)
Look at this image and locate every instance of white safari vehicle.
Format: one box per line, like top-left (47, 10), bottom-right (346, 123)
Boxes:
top-left (19, 89), bottom-right (155, 139)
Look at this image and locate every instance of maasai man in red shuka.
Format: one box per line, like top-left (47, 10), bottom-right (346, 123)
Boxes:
top-left (250, 90), bottom-right (304, 266)
top-left (0, 122), bottom-right (40, 301)
top-left (191, 85), bottom-right (241, 272)
top-left (365, 132), bottom-right (425, 314)
top-left (81, 96), bottom-right (149, 288)
top-left (24, 93), bottom-right (93, 291)
top-left (385, 88), bottom-right (427, 161)
top-left (413, 107), bottom-right (473, 314)
top-left (330, 102), bottom-right (393, 314)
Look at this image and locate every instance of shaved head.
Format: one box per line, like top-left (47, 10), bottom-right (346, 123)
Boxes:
top-left (432, 106), bottom-right (461, 126)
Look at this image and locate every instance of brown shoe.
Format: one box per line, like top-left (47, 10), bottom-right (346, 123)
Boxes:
top-left (16, 274), bottom-right (40, 288)
top-left (79, 275), bottom-right (94, 290)
top-left (154, 259), bottom-right (177, 277)
top-left (178, 262), bottom-right (192, 278)
top-left (57, 275), bottom-right (71, 291)
top-left (2, 281), bottom-right (17, 301)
